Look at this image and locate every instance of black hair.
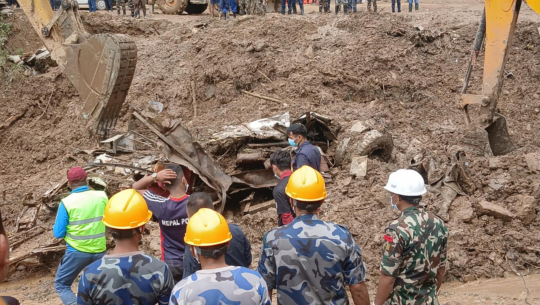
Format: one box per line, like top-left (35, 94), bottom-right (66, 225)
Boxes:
top-left (400, 195), bottom-right (422, 205)
top-left (294, 199), bottom-right (323, 213)
top-left (187, 192), bottom-right (214, 216)
top-left (198, 243), bottom-right (229, 259)
top-left (286, 123), bottom-right (308, 139)
top-left (164, 164), bottom-right (185, 190)
top-left (270, 150), bottom-right (292, 171)
top-left (110, 228), bottom-right (141, 240)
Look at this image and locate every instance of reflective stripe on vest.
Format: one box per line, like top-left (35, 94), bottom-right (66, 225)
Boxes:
top-left (62, 190), bottom-right (107, 253)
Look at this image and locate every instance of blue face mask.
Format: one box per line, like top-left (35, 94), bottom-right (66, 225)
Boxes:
top-left (288, 138), bottom-right (297, 147)
top-left (390, 195), bottom-right (398, 209)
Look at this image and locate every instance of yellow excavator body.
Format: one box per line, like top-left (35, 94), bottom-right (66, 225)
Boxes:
top-left (17, 0), bottom-right (137, 137)
top-left (460, 0), bottom-right (539, 156)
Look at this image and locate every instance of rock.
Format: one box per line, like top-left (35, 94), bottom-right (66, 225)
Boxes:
top-left (449, 196), bottom-right (475, 222)
top-left (479, 200), bottom-right (516, 220)
top-left (508, 195), bottom-right (537, 225)
top-left (305, 45), bottom-right (314, 59)
top-left (524, 153), bottom-right (540, 172)
top-left (350, 121), bottom-right (371, 133)
top-left (414, 25), bottom-right (424, 31)
top-left (254, 41), bottom-right (267, 52)
top-left (350, 155), bottom-right (368, 177)
top-left (488, 157), bottom-right (500, 169)
top-left (462, 274), bottom-right (476, 283)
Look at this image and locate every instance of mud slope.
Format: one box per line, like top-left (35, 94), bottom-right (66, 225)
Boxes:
top-left (1, 5), bottom-right (539, 300)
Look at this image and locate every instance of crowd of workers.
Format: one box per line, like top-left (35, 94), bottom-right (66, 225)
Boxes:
top-left (0, 122), bottom-right (447, 305)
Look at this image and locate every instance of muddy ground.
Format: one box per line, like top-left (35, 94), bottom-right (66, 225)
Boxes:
top-left (1, 0), bottom-right (540, 303)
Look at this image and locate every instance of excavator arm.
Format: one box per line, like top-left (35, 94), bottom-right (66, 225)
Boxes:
top-left (460, 0), bottom-right (540, 156)
top-left (17, 0), bottom-right (137, 137)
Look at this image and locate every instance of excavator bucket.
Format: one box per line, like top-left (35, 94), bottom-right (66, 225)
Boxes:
top-left (65, 34), bottom-right (137, 137)
top-left (485, 114), bottom-right (517, 156)
top-left (461, 114), bottom-right (516, 157)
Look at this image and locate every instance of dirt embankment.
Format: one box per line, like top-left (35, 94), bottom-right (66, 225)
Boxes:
top-left (1, 5), bottom-right (540, 303)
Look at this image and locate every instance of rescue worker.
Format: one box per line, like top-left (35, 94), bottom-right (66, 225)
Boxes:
top-left (77, 189), bottom-right (174, 304)
top-left (170, 208), bottom-right (271, 304)
top-left (237, 0), bottom-right (249, 15)
top-left (104, 0), bottom-right (113, 12)
top-left (88, 0), bottom-right (97, 12)
top-left (0, 208), bottom-right (20, 305)
top-left (117, 0), bottom-right (134, 16)
top-left (391, 0), bottom-right (401, 12)
top-left (53, 167), bottom-right (107, 305)
top-left (209, 0), bottom-right (219, 16)
top-left (318, 0), bottom-right (329, 13)
top-left (270, 150), bottom-right (296, 226)
top-left (287, 123), bottom-right (321, 171)
top-left (252, 0), bottom-right (266, 15)
top-left (182, 192), bottom-right (252, 279)
top-left (290, 0), bottom-right (303, 14)
top-left (134, 0), bottom-right (147, 18)
top-left (219, 0), bottom-right (237, 19)
top-left (374, 169), bottom-right (448, 305)
top-left (133, 164), bottom-right (189, 284)
top-left (367, 0), bottom-right (376, 12)
top-left (408, 0), bottom-right (417, 11)
top-left (258, 166), bottom-right (370, 305)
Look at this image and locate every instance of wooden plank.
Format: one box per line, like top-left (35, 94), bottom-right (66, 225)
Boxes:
top-left (248, 200), bottom-right (276, 214)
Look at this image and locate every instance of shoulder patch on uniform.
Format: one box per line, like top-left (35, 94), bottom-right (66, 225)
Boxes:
top-left (384, 234), bottom-right (393, 243)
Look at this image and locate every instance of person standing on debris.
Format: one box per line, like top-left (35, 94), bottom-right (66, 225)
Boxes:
top-left (291, 0), bottom-right (303, 14)
top-left (53, 167), bottom-right (108, 305)
top-left (407, 0), bottom-right (417, 12)
top-left (170, 208), bottom-right (271, 304)
top-left (117, 0), bottom-right (134, 16)
top-left (367, 0), bottom-right (376, 12)
top-left (133, 164), bottom-right (190, 284)
top-left (270, 150), bottom-right (296, 226)
top-left (287, 123), bottom-right (321, 172)
top-left (104, 0), bottom-right (113, 12)
top-left (0, 208), bottom-right (21, 305)
top-left (88, 0), bottom-right (97, 12)
top-left (258, 166), bottom-right (370, 305)
top-left (134, 0), bottom-right (147, 18)
top-left (374, 169), bottom-right (448, 305)
top-left (219, 0), bottom-right (237, 19)
top-left (77, 189), bottom-right (174, 305)
top-left (182, 192), bottom-right (252, 279)
top-left (391, 0), bottom-right (401, 13)
top-left (318, 0), bottom-right (329, 13)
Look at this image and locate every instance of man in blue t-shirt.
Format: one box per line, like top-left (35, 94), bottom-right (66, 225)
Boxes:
top-left (182, 193), bottom-right (252, 279)
top-left (133, 164), bottom-right (190, 283)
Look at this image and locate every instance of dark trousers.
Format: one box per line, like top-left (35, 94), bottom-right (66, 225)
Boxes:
top-left (281, 0), bottom-right (286, 13)
top-left (105, 0), bottom-right (113, 10)
top-left (166, 262), bottom-right (184, 284)
top-left (392, 0), bottom-right (400, 12)
top-left (88, 0), bottom-right (97, 12)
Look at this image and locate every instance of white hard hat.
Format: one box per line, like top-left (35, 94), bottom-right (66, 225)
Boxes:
top-left (383, 169), bottom-right (427, 196)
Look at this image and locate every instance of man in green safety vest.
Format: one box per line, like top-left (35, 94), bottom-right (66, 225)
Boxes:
top-left (53, 167), bottom-right (108, 305)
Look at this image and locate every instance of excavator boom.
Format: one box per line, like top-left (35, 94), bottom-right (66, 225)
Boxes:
top-left (17, 0), bottom-right (137, 137)
top-left (460, 0), bottom-right (540, 156)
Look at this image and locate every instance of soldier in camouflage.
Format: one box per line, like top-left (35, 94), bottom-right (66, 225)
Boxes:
top-left (77, 189), bottom-right (174, 305)
top-left (258, 166), bottom-right (370, 305)
top-left (374, 169), bottom-right (448, 305)
top-left (117, 0), bottom-right (134, 16)
top-left (318, 0), bottom-right (329, 13)
top-left (171, 208), bottom-right (270, 305)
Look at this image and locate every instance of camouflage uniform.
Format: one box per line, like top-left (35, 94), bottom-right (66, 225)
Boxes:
top-left (367, 0), bottom-right (376, 12)
top-left (77, 251), bottom-right (174, 305)
top-left (170, 266), bottom-right (271, 305)
top-left (318, 0), bottom-right (329, 12)
top-left (238, 0), bottom-right (250, 14)
top-left (251, 0), bottom-right (266, 15)
top-left (117, 0), bottom-right (134, 15)
top-left (381, 206), bottom-right (448, 305)
top-left (133, 0), bottom-right (146, 17)
top-left (258, 214), bottom-right (367, 305)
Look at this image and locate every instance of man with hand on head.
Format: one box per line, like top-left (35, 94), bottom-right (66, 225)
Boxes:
top-left (133, 164), bottom-right (190, 284)
top-left (182, 192), bottom-right (252, 279)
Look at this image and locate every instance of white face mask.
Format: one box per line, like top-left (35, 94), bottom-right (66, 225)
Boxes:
top-left (185, 182), bottom-right (189, 193)
top-left (390, 194), bottom-right (398, 210)
top-left (193, 247), bottom-right (200, 264)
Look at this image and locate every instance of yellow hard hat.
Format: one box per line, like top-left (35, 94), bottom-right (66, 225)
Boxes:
top-left (102, 189), bottom-right (153, 229)
top-left (285, 165), bottom-right (327, 201)
top-left (184, 208), bottom-right (232, 247)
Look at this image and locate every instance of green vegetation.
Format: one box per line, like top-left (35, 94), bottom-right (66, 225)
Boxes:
top-left (0, 13), bottom-right (23, 95)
